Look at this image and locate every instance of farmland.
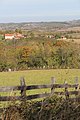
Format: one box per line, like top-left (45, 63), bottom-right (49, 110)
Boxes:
top-left (0, 69), bottom-right (80, 86)
top-left (0, 69), bottom-right (80, 104)
top-left (0, 70), bottom-right (80, 119)
top-left (0, 69), bottom-right (79, 102)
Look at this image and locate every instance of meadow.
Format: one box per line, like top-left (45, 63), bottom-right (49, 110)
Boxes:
top-left (0, 69), bottom-right (80, 86)
top-left (0, 68), bottom-right (80, 109)
top-left (0, 69), bottom-right (80, 97)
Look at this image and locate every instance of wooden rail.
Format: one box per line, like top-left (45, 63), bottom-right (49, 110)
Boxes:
top-left (0, 77), bottom-right (80, 102)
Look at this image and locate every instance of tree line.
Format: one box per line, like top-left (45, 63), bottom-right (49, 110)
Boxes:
top-left (0, 38), bottom-right (80, 71)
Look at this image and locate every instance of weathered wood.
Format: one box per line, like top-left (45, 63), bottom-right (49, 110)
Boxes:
top-left (0, 85), bottom-right (51, 92)
top-left (0, 96), bottom-right (20, 101)
top-left (75, 77), bottom-right (78, 87)
top-left (0, 93), bottom-right (50, 101)
top-left (27, 93), bottom-right (50, 100)
top-left (54, 91), bottom-right (79, 95)
top-left (26, 84), bottom-right (79, 90)
top-left (51, 84), bottom-right (79, 88)
top-left (0, 94), bottom-right (80, 101)
top-left (0, 86), bottom-right (20, 92)
top-left (51, 77), bottom-right (55, 94)
top-left (26, 84), bottom-right (51, 90)
top-left (0, 84), bottom-right (79, 92)
top-left (74, 77), bottom-right (80, 102)
top-left (20, 77), bottom-right (26, 101)
top-left (0, 91), bottom-right (79, 101)
top-left (64, 81), bottom-right (69, 99)
top-left (0, 77), bottom-right (80, 102)
top-left (75, 77), bottom-right (79, 92)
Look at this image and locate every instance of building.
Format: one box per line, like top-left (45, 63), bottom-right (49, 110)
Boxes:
top-left (15, 33), bottom-right (24, 39)
top-left (5, 34), bottom-right (15, 40)
top-left (5, 33), bottom-right (24, 40)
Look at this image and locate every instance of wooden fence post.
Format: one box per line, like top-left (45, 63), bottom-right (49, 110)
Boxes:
top-left (64, 81), bottom-right (69, 100)
top-left (20, 77), bottom-right (26, 101)
top-left (75, 77), bottom-right (78, 90)
top-left (51, 77), bottom-right (55, 95)
top-left (75, 77), bottom-right (79, 101)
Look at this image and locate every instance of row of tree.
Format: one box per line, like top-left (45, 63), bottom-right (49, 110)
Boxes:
top-left (0, 39), bottom-right (80, 71)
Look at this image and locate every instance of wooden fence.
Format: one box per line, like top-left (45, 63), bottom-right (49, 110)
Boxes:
top-left (0, 77), bottom-right (80, 102)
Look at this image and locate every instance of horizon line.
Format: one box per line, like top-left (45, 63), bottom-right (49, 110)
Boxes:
top-left (0, 19), bottom-right (79, 24)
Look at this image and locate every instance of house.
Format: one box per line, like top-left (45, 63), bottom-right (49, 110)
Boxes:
top-left (46, 35), bottom-right (55, 38)
top-left (15, 33), bottom-right (24, 39)
top-left (5, 33), bottom-right (24, 40)
top-left (5, 34), bottom-right (15, 40)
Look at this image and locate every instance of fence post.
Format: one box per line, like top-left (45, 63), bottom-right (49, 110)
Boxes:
top-left (51, 77), bottom-right (55, 95)
top-left (64, 81), bottom-right (69, 100)
top-left (20, 77), bottom-right (26, 101)
top-left (75, 77), bottom-right (79, 101)
top-left (75, 77), bottom-right (78, 90)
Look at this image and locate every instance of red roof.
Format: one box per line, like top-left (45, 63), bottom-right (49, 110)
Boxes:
top-left (5, 34), bottom-right (14, 36)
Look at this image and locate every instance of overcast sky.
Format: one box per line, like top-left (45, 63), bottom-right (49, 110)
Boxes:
top-left (0, 0), bottom-right (80, 23)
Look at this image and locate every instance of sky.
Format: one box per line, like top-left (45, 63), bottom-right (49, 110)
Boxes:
top-left (0, 0), bottom-right (80, 23)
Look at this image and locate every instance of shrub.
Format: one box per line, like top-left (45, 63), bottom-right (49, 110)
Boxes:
top-left (1, 95), bottom-right (80, 120)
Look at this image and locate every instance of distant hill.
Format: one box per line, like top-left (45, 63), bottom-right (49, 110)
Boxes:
top-left (68, 19), bottom-right (80, 26)
top-left (0, 20), bottom-right (80, 31)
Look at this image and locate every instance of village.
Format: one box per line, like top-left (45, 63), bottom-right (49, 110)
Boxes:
top-left (0, 30), bottom-right (67, 41)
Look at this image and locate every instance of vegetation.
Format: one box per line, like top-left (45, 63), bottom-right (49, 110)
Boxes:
top-left (1, 95), bottom-right (80, 120)
top-left (0, 69), bottom-right (79, 99)
top-left (0, 69), bottom-right (80, 86)
top-left (0, 37), bottom-right (80, 71)
top-left (0, 21), bottom-right (80, 119)
top-left (0, 21), bottom-right (80, 71)
top-left (0, 69), bottom-right (80, 119)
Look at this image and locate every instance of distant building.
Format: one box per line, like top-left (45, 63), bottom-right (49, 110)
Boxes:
top-left (15, 33), bottom-right (24, 39)
top-left (5, 34), bottom-right (14, 40)
top-left (46, 35), bottom-right (55, 38)
top-left (5, 33), bottom-right (24, 40)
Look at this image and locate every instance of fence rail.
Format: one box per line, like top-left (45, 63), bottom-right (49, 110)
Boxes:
top-left (0, 77), bottom-right (80, 102)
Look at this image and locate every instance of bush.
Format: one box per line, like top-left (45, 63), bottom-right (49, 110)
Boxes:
top-left (1, 96), bottom-right (80, 120)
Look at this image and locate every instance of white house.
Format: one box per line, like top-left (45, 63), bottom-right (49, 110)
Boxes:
top-left (5, 33), bottom-right (24, 40)
top-left (5, 34), bottom-right (15, 40)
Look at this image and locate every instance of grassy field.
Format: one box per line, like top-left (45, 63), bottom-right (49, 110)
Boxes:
top-left (0, 69), bottom-right (80, 98)
top-left (0, 69), bottom-right (80, 86)
top-left (0, 68), bottom-right (80, 108)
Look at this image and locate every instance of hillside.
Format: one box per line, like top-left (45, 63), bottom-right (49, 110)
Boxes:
top-left (0, 20), bottom-right (80, 31)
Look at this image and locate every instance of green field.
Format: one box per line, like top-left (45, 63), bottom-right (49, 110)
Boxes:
top-left (0, 69), bottom-right (80, 86)
top-left (0, 69), bottom-right (80, 97)
top-left (0, 68), bottom-right (80, 108)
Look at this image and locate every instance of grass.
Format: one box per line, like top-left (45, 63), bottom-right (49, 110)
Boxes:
top-left (0, 69), bottom-right (80, 86)
top-left (0, 69), bottom-right (80, 97)
top-left (0, 69), bottom-right (80, 107)
top-left (0, 69), bottom-right (79, 91)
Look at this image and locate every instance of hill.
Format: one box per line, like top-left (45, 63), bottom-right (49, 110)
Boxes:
top-left (0, 20), bottom-right (80, 31)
